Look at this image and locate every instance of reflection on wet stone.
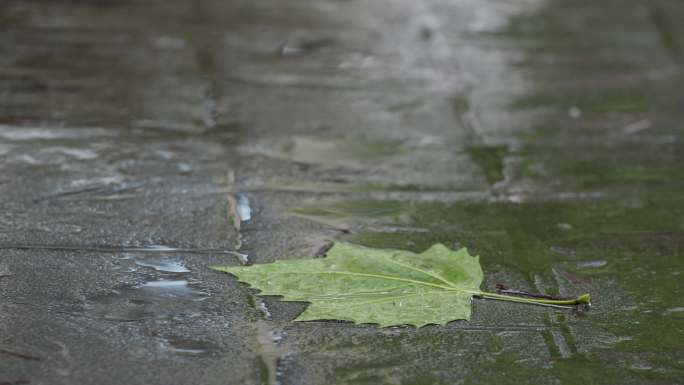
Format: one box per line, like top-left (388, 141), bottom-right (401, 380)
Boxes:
top-left (135, 259), bottom-right (191, 273)
top-left (89, 258), bottom-right (207, 322)
top-left (1, 0), bottom-right (683, 384)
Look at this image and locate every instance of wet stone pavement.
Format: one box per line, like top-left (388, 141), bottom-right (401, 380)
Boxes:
top-left (1, 0), bottom-right (683, 384)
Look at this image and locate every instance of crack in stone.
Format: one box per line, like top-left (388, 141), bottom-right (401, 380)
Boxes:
top-left (0, 244), bottom-right (242, 255)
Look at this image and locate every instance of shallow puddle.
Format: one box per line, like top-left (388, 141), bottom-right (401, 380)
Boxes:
top-left (89, 256), bottom-right (207, 321)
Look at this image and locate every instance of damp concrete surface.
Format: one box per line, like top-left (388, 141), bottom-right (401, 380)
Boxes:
top-left (1, 0), bottom-right (683, 384)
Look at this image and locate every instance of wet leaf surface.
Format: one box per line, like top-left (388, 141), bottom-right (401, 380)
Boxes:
top-left (212, 243), bottom-right (483, 327)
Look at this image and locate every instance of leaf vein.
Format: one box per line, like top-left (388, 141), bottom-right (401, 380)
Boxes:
top-left (263, 270), bottom-right (467, 292)
top-left (383, 256), bottom-right (458, 288)
top-left (311, 290), bottom-right (452, 308)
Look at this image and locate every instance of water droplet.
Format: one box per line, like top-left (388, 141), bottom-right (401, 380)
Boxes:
top-left (144, 245), bottom-right (178, 251)
top-left (236, 194), bottom-right (252, 221)
top-left (235, 253), bottom-right (250, 265)
top-left (568, 106), bottom-right (582, 119)
top-left (258, 300), bottom-right (272, 319)
top-left (578, 260), bottom-right (607, 268)
top-left (143, 280), bottom-right (189, 289)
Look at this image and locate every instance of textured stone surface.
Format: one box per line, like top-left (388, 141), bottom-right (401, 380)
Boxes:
top-left (1, 0), bottom-right (683, 384)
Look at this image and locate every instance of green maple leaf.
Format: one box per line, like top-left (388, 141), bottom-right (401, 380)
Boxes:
top-left (210, 243), bottom-right (590, 327)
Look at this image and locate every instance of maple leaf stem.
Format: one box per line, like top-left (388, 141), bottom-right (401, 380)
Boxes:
top-left (472, 291), bottom-right (591, 308)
